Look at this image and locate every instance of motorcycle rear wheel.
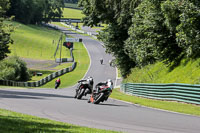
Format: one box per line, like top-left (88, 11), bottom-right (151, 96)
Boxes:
top-left (93, 92), bottom-right (104, 104)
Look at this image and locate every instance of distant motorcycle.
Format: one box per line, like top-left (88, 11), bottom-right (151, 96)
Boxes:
top-left (75, 77), bottom-right (93, 99)
top-left (88, 84), bottom-right (112, 104)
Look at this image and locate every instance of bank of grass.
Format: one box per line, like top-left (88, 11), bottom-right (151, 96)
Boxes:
top-left (9, 21), bottom-right (70, 60)
top-left (0, 108), bottom-right (118, 133)
top-left (29, 70), bottom-right (53, 81)
top-left (124, 58), bottom-right (200, 84)
top-left (63, 8), bottom-right (84, 19)
top-left (111, 88), bottom-right (200, 116)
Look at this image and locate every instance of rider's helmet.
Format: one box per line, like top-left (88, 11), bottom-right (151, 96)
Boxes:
top-left (107, 79), bottom-right (112, 82)
top-left (107, 79), bottom-right (113, 90)
top-left (87, 76), bottom-right (94, 86)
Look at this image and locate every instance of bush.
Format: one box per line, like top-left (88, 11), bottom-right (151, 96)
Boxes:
top-left (0, 56), bottom-right (31, 81)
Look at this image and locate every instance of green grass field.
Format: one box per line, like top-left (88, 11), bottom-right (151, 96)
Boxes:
top-left (0, 108), bottom-right (118, 133)
top-left (9, 21), bottom-right (70, 60)
top-left (62, 8), bottom-right (84, 19)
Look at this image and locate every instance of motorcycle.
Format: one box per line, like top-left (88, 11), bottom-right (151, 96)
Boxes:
top-left (75, 77), bottom-right (93, 99)
top-left (55, 78), bottom-right (60, 89)
top-left (88, 85), bottom-right (112, 104)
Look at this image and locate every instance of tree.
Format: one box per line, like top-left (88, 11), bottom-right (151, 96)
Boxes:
top-left (43, 0), bottom-right (64, 23)
top-left (7, 0), bottom-right (64, 24)
top-left (125, 0), bottom-right (183, 66)
top-left (0, 56), bottom-right (31, 81)
top-left (80, 0), bottom-right (200, 77)
top-left (0, 0), bottom-right (13, 60)
top-left (79, 0), bottom-right (140, 77)
top-left (161, 0), bottom-right (200, 58)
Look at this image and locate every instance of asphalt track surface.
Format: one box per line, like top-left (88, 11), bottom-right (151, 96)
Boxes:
top-left (0, 25), bottom-right (200, 133)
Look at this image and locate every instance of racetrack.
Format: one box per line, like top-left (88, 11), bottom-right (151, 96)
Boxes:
top-left (0, 25), bottom-right (200, 133)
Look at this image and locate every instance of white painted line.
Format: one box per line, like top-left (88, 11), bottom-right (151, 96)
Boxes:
top-left (82, 42), bottom-right (92, 79)
top-left (114, 67), bottom-right (118, 88)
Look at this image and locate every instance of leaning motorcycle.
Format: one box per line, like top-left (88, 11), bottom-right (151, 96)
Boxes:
top-left (89, 85), bottom-right (112, 104)
top-left (75, 78), bottom-right (93, 99)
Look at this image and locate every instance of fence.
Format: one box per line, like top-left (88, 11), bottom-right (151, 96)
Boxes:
top-left (120, 83), bottom-right (200, 105)
top-left (0, 62), bottom-right (77, 87)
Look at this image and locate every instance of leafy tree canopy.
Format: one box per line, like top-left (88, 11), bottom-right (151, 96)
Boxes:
top-left (79, 0), bottom-right (200, 77)
top-left (0, 0), bottom-right (13, 60)
top-left (6, 0), bottom-right (64, 24)
top-left (0, 56), bottom-right (31, 81)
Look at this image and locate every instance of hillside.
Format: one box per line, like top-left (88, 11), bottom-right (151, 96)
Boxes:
top-left (6, 21), bottom-right (90, 88)
top-left (9, 21), bottom-right (69, 60)
top-left (124, 58), bottom-right (200, 84)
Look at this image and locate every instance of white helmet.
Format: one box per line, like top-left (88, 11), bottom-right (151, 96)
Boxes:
top-left (107, 79), bottom-right (113, 89)
top-left (107, 79), bottom-right (112, 83)
top-left (87, 76), bottom-right (94, 85)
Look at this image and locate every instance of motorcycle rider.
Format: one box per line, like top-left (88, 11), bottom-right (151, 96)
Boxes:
top-left (95, 79), bottom-right (113, 93)
top-left (100, 58), bottom-right (103, 64)
top-left (55, 78), bottom-right (61, 89)
top-left (84, 76), bottom-right (94, 95)
top-left (88, 79), bottom-right (113, 103)
top-left (74, 76), bottom-right (94, 98)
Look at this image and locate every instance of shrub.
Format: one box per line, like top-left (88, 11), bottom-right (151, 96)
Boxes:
top-left (0, 56), bottom-right (31, 81)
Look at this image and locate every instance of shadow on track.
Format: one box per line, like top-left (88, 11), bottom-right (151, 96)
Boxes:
top-left (0, 90), bottom-right (73, 100)
top-left (96, 103), bottom-right (128, 107)
top-left (76, 98), bottom-right (88, 101)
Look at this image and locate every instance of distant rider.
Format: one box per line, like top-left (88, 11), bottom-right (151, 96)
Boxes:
top-left (100, 58), bottom-right (103, 64)
top-left (55, 78), bottom-right (61, 89)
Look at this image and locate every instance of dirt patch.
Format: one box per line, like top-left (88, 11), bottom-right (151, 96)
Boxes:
top-left (21, 58), bottom-right (59, 70)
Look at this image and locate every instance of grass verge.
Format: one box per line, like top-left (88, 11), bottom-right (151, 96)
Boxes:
top-left (124, 58), bottom-right (200, 84)
top-left (0, 108), bottom-right (118, 133)
top-left (29, 70), bottom-right (54, 82)
top-left (110, 88), bottom-right (200, 116)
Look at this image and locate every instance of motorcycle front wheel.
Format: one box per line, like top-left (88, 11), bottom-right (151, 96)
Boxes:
top-left (77, 88), bottom-right (85, 99)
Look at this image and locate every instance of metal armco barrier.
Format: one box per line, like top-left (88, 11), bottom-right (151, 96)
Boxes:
top-left (120, 83), bottom-right (200, 105)
top-left (0, 62), bottom-right (77, 88)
